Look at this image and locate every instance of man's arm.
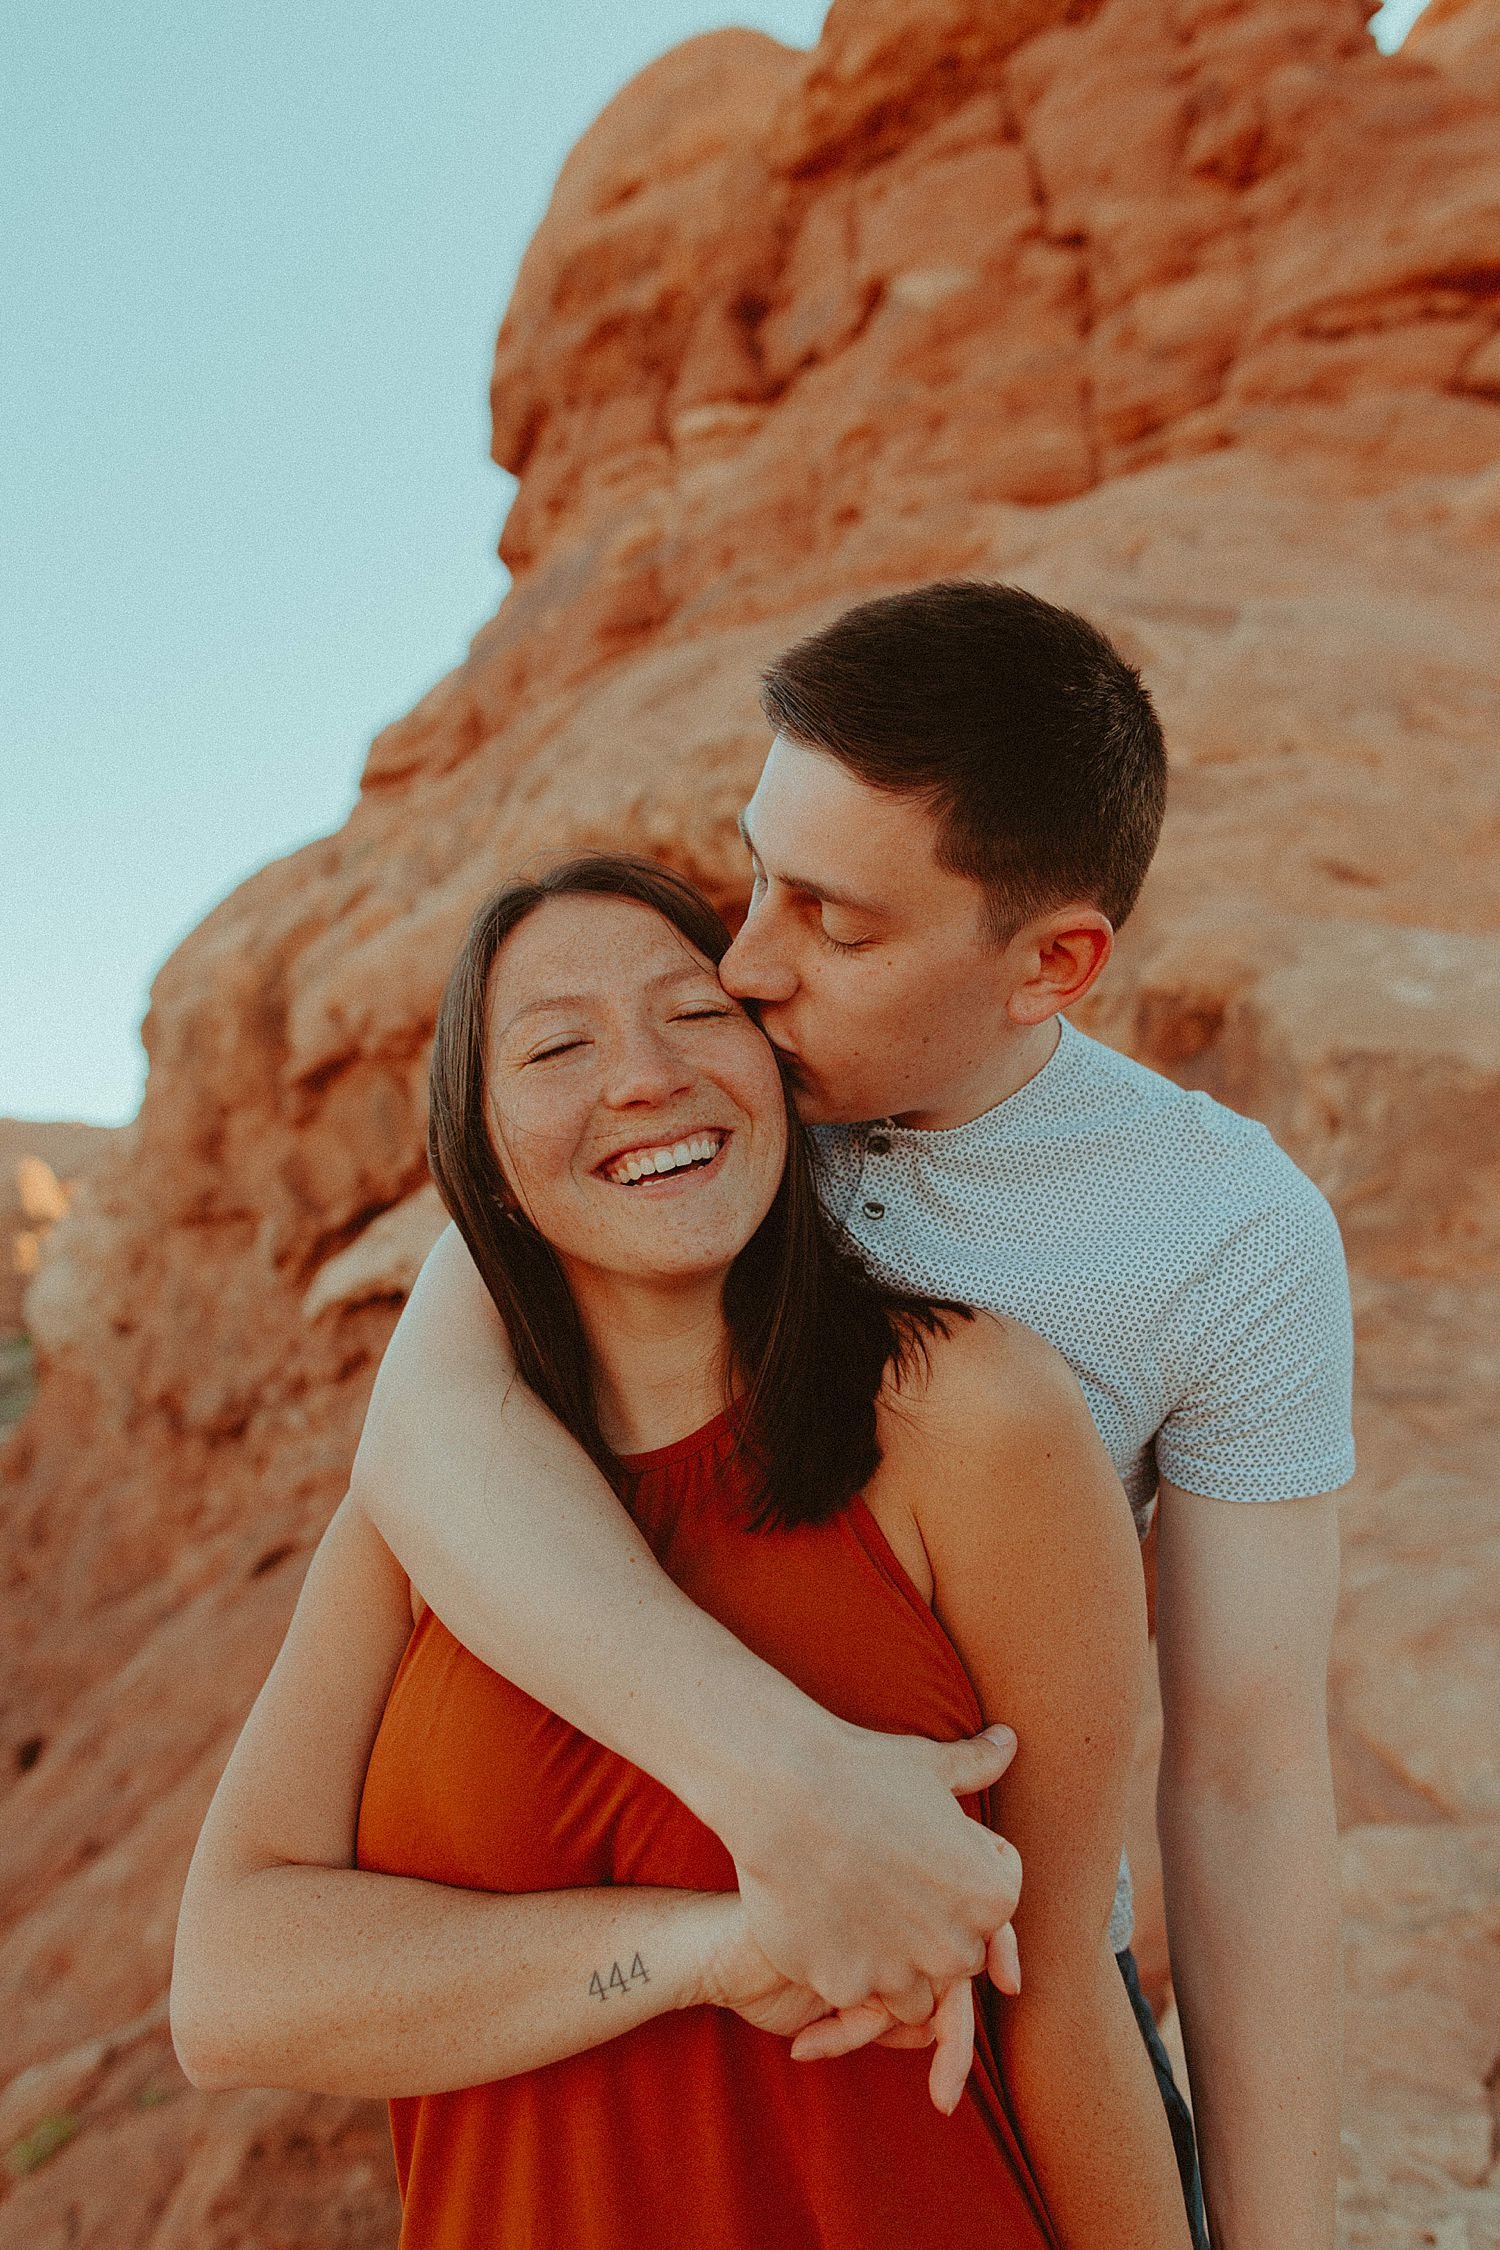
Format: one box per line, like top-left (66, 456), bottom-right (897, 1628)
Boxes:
top-left (350, 1224), bottom-right (1021, 2018)
top-left (1155, 1479), bottom-right (1342, 2250)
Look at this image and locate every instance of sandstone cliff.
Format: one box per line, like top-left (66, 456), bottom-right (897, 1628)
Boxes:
top-left (2, 3), bottom-right (1496, 2242)
top-left (0, 1122), bottom-right (113, 1446)
top-left (0, 1121), bottom-right (111, 1339)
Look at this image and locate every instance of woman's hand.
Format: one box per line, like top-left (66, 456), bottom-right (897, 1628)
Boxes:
top-left (696, 1897), bottom-right (985, 2114)
top-left (694, 1895), bottom-right (835, 2042)
top-left (788, 1977), bottom-right (979, 2116)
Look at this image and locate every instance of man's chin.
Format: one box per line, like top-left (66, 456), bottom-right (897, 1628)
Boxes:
top-left (788, 1079), bottom-right (879, 1129)
top-left (788, 1082), bottom-right (830, 1124)
top-left (774, 1043), bottom-right (889, 1127)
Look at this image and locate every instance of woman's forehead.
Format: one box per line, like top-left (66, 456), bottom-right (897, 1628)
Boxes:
top-left (490, 893), bottom-right (718, 1025)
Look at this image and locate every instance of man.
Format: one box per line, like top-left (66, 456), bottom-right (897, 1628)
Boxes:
top-left (352, 582), bottom-right (1350, 2250)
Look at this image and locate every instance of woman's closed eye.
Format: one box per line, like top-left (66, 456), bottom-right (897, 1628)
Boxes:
top-left (525, 1037), bottom-right (588, 1063)
top-left (523, 1008), bottom-right (730, 1060)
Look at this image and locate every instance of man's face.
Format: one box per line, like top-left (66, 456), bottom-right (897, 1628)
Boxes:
top-left (719, 735), bottom-right (1028, 1129)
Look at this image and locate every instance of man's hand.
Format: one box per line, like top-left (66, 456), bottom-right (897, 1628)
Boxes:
top-left (727, 1720), bottom-right (1023, 2029)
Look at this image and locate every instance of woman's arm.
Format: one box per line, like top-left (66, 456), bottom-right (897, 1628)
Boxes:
top-left (349, 1224), bottom-right (1021, 2024)
top-left (883, 1316), bottom-right (1192, 2250)
top-left (170, 1496), bottom-right (782, 2097)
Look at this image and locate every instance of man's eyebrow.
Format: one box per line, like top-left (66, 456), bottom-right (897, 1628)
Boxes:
top-left (736, 807), bottom-right (881, 918)
top-left (497, 965), bottom-right (715, 1037)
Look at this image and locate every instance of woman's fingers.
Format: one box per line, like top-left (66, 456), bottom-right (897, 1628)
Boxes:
top-left (926, 1977), bottom-right (976, 2115)
top-left (789, 1999), bottom-right (893, 2062)
top-left (872, 1972), bottom-right (939, 2026)
top-left (788, 1973), bottom-right (978, 2119)
top-left (870, 2019), bottom-right (935, 2049)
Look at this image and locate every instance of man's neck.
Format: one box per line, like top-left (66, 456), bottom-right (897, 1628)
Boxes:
top-left (891, 1017), bottom-right (1062, 1133)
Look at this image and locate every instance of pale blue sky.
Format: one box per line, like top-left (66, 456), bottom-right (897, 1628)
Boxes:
top-left (4, 0), bottom-right (1428, 1123)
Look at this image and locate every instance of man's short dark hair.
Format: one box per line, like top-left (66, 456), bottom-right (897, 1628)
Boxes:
top-left (760, 580), bottom-right (1166, 935)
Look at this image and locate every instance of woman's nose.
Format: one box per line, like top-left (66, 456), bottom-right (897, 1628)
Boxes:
top-left (720, 902), bottom-right (797, 1005)
top-left (602, 1026), bottom-right (694, 1108)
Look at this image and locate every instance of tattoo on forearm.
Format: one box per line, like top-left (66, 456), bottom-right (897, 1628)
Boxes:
top-left (589, 1952), bottom-right (650, 2001)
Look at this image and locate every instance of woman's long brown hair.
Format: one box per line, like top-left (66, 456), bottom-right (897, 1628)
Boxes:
top-left (426, 854), bottom-right (959, 1529)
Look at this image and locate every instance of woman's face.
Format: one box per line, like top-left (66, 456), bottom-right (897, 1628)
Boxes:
top-left (483, 893), bottom-right (789, 1292)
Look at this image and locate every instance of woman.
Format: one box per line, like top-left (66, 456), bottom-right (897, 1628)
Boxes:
top-left (171, 855), bottom-right (1189, 2250)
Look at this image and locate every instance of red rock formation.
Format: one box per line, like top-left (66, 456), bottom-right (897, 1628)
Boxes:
top-left (1408, 0), bottom-right (1500, 75)
top-left (2, 3), bottom-right (1497, 2241)
top-left (0, 1121), bottom-right (111, 1340)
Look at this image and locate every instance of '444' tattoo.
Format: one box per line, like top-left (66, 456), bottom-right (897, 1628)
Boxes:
top-left (590, 1953), bottom-right (649, 2001)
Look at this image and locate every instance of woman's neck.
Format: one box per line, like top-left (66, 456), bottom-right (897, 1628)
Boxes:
top-left (565, 1267), bottom-right (733, 1457)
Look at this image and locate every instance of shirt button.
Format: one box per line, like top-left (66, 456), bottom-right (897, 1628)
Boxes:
top-left (866, 1133), bottom-right (891, 1155)
top-left (862, 1200), bottom-right (885, 1220)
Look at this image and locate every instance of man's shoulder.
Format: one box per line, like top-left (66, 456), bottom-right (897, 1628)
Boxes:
top-left (1060, 1024), bottom-right (1328, 1229)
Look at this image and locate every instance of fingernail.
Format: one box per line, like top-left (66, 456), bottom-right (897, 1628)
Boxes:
top-left (983, 1724), bottom-right (1016, 1750)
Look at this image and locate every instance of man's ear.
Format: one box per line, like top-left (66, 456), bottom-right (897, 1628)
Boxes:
top-left (1005, 908), bottom-right (1114, 1026)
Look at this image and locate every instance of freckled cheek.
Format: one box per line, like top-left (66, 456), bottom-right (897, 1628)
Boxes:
top-left (736, 1067), bottom-right (789, 1189)
top-left (494, 1092), bottom-right (594, 1203)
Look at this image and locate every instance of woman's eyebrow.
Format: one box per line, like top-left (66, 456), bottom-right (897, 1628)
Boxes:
top-left (498, 995), bottom-right (592, 1035)
top-left (497, 967), bottom-right (714, 1038)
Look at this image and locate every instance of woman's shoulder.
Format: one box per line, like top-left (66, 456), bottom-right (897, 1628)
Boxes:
top-left (886, 1307), bottom-right (1090, 1458)
top-left (873, 1307), bottom-right (1122, 1576)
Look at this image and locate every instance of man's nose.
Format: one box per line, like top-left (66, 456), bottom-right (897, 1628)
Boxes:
top-left (721, 901), bottom-right (797, 1005)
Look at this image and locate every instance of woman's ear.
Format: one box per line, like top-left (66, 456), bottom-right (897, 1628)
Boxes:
top-left (1005, 908), bottom-right (1114, 1026)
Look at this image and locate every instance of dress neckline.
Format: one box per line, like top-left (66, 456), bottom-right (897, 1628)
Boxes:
top-left (614, 1403), bottom-right (739, 1474)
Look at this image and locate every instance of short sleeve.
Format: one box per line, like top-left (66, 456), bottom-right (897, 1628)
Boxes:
top-left (1155, 1171), bottom-right (1355, 1503)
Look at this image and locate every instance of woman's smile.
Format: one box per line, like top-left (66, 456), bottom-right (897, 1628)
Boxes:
top-left (595, 1128), bottom-right (730, 1189)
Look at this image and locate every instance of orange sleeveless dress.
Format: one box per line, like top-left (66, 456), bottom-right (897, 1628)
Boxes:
top-left (356, 1410), bottom-right (1058, 2250)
